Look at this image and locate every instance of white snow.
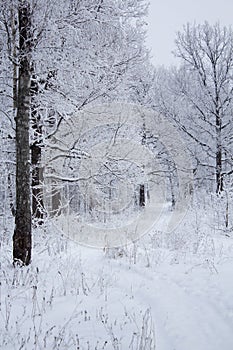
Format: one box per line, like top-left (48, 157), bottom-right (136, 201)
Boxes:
top-left (1, 205), bottom-right (233, 350)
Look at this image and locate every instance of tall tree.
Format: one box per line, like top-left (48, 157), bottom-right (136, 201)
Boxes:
top-left (13, 0), bottom-right (32, 265)
top-left (155, 22), bottom-right (233, 193)
top-left (0, 0), bottom-right (150, 263)
top-left (174, 22), bottom-right (233, 193)
top-left (29, 0), bottom-right (150, 219)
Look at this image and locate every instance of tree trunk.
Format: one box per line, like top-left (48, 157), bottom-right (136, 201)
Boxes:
top-left (31, 71), bottom-right (44, 223)
top-left (11, 7), bottom-right (18, 114)
top-left (216, 146), bottom-right (223, 193)
top-left (13, 1), bottom-right (32, 265)
top-left (216, 113), bottom-right (223, 193)
top-left (139, 184), bottom-right (145, 207)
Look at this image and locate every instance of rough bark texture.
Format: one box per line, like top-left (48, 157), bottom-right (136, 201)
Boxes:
top-left (13, 1), bottom-right (32, 265)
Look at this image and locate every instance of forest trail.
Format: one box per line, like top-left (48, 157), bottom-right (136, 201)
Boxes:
top-left (97, 245), bottom-right (233, 350)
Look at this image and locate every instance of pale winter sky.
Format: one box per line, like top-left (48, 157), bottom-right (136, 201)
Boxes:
top-left (146, 0), bottom-right (233, 67)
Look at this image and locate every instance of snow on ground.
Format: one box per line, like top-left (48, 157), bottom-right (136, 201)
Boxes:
top-left (1, 210), bottom-right (233, 350)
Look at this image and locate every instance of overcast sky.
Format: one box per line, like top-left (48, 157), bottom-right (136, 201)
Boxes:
top-left (146, 0), bottom-right (233, 67)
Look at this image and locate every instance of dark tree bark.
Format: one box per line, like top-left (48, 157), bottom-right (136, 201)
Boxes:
top-left (216, 113), bottom-right (223, 193)
top-left (13, 1), bottom-right (32, 266)
top-left (139, 184), bottom-right (145, 207)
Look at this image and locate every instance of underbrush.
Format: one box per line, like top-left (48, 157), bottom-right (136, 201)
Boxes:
top-left (0, 192), bottom-right (232, 349)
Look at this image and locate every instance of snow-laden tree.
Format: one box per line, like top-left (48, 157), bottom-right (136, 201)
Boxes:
top-left (32, 0), bottom-right (149, 116)
top-left (0, 0), bottom-right (150, 264)
top-left (1, 0), bottom-right (34, 265)
top-left (154, 22), bottom-right (233, 193)
top-left (29, 0), bottom-right (150, 220)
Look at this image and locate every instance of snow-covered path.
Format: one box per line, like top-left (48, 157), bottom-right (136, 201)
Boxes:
top-left (83, 241), bottom-right (233, 350)
top-left (114, 262), bottom-right (233, 350)
top-left (1, 232), bottom-right (233, 350)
